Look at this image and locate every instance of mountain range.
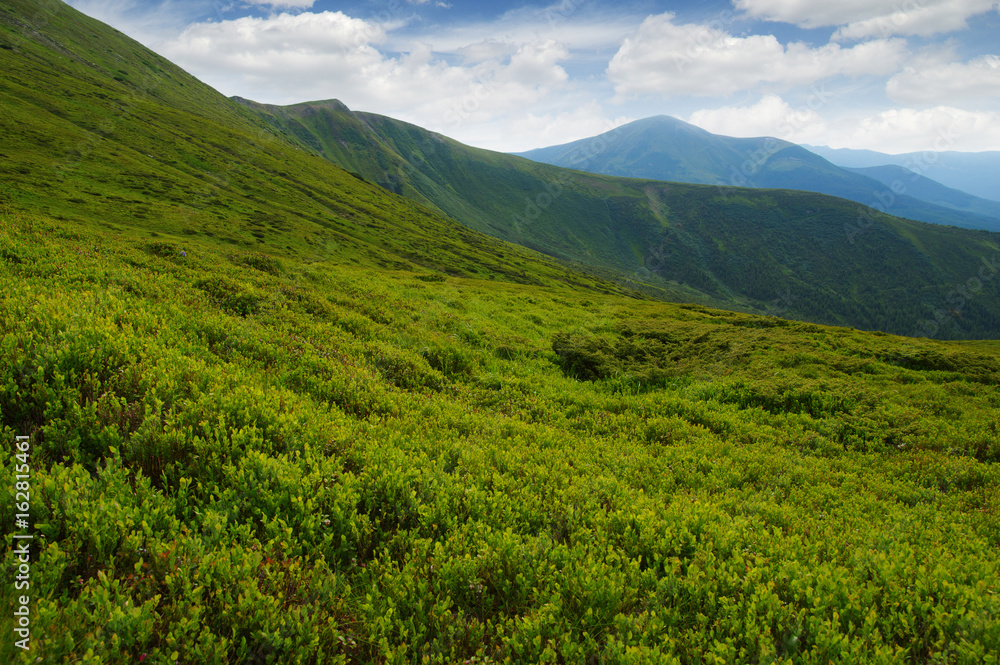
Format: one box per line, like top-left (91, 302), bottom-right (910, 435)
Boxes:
top-left (805, 144), bottom-right (1000, 203)
top-left (516, 116), bottom-right (1000, 233)
top-left (237, 101), bottom-right (1000, 338)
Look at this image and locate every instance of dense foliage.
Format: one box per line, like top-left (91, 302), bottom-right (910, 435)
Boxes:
top-left (2, 208), bottom-right (999, 664)
top-left (1, 2), bottom-right (999, 663)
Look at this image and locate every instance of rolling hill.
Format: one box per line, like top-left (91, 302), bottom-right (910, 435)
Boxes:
top-left (1, 1), bottom-right (999, 663)
top-left (516, 116), bottom-right (1000, 233)
top-left (243, 100), bottom-right (1000, 338)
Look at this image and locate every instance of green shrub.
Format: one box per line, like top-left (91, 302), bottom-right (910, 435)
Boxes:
top-left (193, 277), bottom-right (264, 316)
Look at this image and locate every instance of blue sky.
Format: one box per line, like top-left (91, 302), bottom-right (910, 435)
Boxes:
top-left (66, 0), bottom-right (1000, 154)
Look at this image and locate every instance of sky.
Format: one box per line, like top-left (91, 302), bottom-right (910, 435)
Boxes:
top-left (65, 0), bottom-right (1000, 154)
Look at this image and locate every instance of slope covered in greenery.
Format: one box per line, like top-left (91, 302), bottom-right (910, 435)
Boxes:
top-left (1, 2), bottom-right (1000, 663)
top-left (516, 116), bottom-right (1000, 233)
top-left (4, 177), bottom-right (1000, 665)
top-left (246, 100), bottom-right (1000, 339)
top-left (0, 0), bottom-right (619, 294)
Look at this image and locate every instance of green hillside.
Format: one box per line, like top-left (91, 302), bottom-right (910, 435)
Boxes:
top-left (517, 116), bottom-right (1000, 233)
top-left (246, 101), bottom-right (1000, 339)
top-left (2, 2), bottom-right (1000, 664)
top-left (0, 1), bottom-right (627, 294)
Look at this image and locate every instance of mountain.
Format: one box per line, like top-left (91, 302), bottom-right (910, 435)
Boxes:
top-left (3, 2), bottom-right (1000, 663)
top-left (516, 116), bottom-right (1000, 232)
top-left (805, 144), bottom-right (1000, 203)
top-left (846, 164), bottom-right (1000, 221)
top-left (243, 101), bottom-right (1000, 338)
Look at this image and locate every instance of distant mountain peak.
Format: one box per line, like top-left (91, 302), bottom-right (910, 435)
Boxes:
top-left (516, 117), bottom-right (1000, 231)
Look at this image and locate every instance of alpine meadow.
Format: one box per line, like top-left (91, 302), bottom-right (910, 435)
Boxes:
top-left (1, 1), bottom-right (999, 664)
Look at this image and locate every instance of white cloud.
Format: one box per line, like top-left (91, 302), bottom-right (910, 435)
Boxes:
top-left (734, 0), bottom-right (888, 27)
top-left (687, 95), bottom-right (830, 144)
top-left (241, 0), bottom-right (316, 9)
top-left (834, 0), bottom-right (1000, 40)
top-left (841, 106), bottom-right (1000, 152)
top-left (607, 13), bottom-right (908, 98)
top-left (687, 98), bottom-right (1000, 153)
top-left (887, 55), bottom-right (1000, 105)
top-left (459, 101), bottom-right (632, 153)
top-left (159, 11), bottom-right (574, 149)
top-left (455, 39), bottom-right (517, 64)
top-left (389, 5), bottom-right (636, 55)
top-left (734, 0), bottom-right (1000, 39)
top-left (502, 40), bottom-right (569, 87)
top-left (161, 12), bottom-right (389, 85)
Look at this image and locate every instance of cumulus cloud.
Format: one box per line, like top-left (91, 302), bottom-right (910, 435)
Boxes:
top-left (887, 55), bottom-right (1000, 105)
top-left (159, 11), bottom-right (573, 148)
top-left (459, 101), bottom-right (632, 153)
top-left (687, 95), bottom-right (830, 144)
top-left (160, 11), bottom-right (388, 88)
top-left (842, 106), bottom-right (1000, 152)
top-left (606, 13), bottom-right (907, 98)
top-left (734, 0), bottom-right (1000, 39)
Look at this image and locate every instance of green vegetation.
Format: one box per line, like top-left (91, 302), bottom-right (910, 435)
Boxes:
top-left (1, 1), bottom-right (999, 663)
top-left (3, 200), bottom-right (1000, 664)
top-left (248, 102), bottom-right (1000, 339)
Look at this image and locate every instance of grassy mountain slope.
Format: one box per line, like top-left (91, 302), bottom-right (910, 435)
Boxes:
top-left (517, 116), bottom-right (1000, 233)
top-left (2, 2), bottom-right (1000, 663)
top-left (246, 101), bottom-right (1000, 338)
top-left (805, 145), bottom-right (1000, 204)
top-left (847, 164), bottom-right (1000, 221)
top-left (0, 0), bottom-right (618, 294)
